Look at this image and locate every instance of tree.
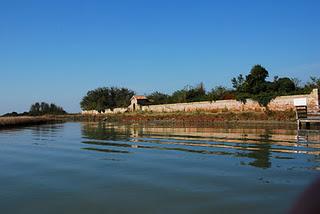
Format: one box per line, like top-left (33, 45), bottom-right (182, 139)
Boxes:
top-left (232, 65), bottom-right (276, 107)
top-left (306, 76), bottom-right (320, 89)
top-left (147, 92), bottom-right (170, 104)
top-left (168, 83), bottom-right (207, 103)
top-left (245, 64), bottom-right (269, 94)
top-left (291, 77), bottom-right (301, 89)
top-left (29, 102), bottom-right (66, 115)
top-left (170, 89), bottom-right (187, 103)
top-left (273, 77), bottom-right (296, 93)
top-left (80, 87), bottom-right (134, 112)
top-left (208, 86), bottom-right (234, 101)
top-left (185, 82), bottom-right (207, 102)
top-left (231, 74), bottom-right (245, 91)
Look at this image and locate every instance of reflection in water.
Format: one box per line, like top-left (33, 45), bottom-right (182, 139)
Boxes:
top-left (82, 140), bottom-right (233, 156)
top-left (249, 131), bottom-right (272, 169)
top-left (83, 147), bottom-right (130, 154)
top-left (81, 122), bottom-right (320, 169)
top-left (30, 123), bottom-right (64, 142)
top-left (1, 122), bottom-right (320, 214)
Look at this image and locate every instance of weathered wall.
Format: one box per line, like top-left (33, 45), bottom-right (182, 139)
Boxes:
top-left (81, 89), bottom-right (319, 114)
top-left (81, 110), bottom-right (100, 115)
top-left (81, 107), bottom-right (128, 115)
top-left (141, 99), bottom-right (256, 112)
top-left (141, 89), bottom-right (319, 113)
top-left (268, 89), bottom-right (319, 111)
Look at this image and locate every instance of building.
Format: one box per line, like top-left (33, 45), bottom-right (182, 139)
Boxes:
top-left (128, 95), bottom-right (152, 111)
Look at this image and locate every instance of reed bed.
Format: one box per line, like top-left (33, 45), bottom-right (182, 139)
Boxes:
top-left (0, 116), bottom-right (56, 128)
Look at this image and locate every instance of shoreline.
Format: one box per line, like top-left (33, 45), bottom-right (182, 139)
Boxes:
top-left (79, 110), bottom-right (296, 122)
top-left (64, 111), bottom-right (298, 129)
top-left (0, 110), bottom-right (298, 129)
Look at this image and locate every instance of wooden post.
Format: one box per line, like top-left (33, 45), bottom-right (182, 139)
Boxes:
top-left (297, 119), bottom-right (301, 130)
top-left (306, 122), bottom-right (310, 129)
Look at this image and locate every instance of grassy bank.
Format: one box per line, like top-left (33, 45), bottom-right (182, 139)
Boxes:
top-left (0, 110), bottom-right (297, 129)
top-left (78, 110), bottom-right (297, 124)
top-left (0, 116), bottom-right (58, 129)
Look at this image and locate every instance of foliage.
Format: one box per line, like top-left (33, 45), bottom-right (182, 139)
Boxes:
top-left (170, 89), bottom-right (187, 103)
top-left (231, 74), bottom-right (244, 91)
top-left (305, 76), bottom-right (320, 90)
top-left (80, 87), bottom-right (134, 112)
top-left (207, 86), bottom-right (235, 101)
top-left (184, 82), bottom-right (207, 102)
top-left (1, 112), bottom-right (19, 117)
top-left (232, 64), bottom-right (298, 107)
top-left (1, 111), bottom-right (29, 117)
top-left (244, 64), bottom-right (270, 94)
top-left (29, 102), bottom-right (66, 116)
top-left (147, 92), bottom-right (170, 104)
top-left (169, 83), bottom-right (207, 103)
top-left (273, 77), bottom-right (296, 93)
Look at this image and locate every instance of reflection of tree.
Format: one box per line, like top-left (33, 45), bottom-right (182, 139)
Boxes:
top-left (247, 129), bottom-right (272, 169)
top-left (31, 124), bottom-right (63, 140)
top-left (81, 122), bottom-right (131, 141)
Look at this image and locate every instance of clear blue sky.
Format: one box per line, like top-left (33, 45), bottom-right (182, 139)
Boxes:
top-left (1, 0), bottom-right (319, 114)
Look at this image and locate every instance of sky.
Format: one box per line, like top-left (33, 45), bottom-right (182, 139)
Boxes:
top-left (0, 0), bottom-right (319, 114)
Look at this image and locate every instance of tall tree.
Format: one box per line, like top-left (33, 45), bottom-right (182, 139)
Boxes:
top-left (80, 87), bottom-right (134, 112)
top-left (232, 65), bottom-right (275, 107)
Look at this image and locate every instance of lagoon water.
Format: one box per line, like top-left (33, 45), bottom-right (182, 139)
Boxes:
top-left (0, 122), bottom-right (319, 214)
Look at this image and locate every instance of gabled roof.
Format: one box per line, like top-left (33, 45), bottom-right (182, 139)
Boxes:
top-left (131, 95), bottom-right (148, 101)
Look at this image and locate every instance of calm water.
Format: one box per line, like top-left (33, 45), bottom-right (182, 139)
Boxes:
top-left (0, 122), bottom-right (319, 214)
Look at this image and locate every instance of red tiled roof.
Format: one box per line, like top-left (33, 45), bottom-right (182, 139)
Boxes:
top-left (131, 95), bottom-right (147, 100)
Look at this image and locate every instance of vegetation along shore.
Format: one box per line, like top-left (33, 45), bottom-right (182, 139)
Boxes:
top-left (0, 116), bottom-right (58, 129)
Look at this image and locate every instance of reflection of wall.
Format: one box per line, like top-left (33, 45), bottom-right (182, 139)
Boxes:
top-left (81, 122), bottom-right (320, 170)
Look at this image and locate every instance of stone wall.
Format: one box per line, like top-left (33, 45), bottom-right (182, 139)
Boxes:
top-left (268, 89), bottom-right (319, 112)
top-left (141, 89), bottom-right (319, 113)
top-left (81, 110), bottom-right (100, 115)
top-left (81, 89), bottom-right (319, 114)
top-left (81, 107), bottom-right (128, 115)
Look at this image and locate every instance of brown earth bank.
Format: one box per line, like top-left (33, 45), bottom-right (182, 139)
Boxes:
top-left (74, 110), bottom-right (297, 125)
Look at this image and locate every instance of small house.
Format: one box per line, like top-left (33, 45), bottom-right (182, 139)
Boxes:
top-left (129, 95), bottom-right (152, 111)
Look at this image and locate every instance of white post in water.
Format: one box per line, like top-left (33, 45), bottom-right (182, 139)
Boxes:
top-left (294, 98), bottom-right (307, 130)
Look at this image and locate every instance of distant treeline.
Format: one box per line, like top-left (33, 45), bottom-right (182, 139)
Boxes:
top-left (80, 64), bottom-right (320, 111)
top-left (2, 102), bottom-right (67, 117)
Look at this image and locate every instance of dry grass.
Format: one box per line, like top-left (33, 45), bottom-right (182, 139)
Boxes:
top-left (81, 110), bottom-right (296, 124)
top-left (0, 116), bottom-right (56, 128)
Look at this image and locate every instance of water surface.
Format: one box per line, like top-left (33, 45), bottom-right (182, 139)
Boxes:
top-left (0, 122), bottom-right (319, 214)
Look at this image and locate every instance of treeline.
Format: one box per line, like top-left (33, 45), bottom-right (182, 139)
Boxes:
top-left (29, 102), bottom-right (67, 116)
top-left (80, 65), bottom-right (320, 111)
top-left (2, 102), bottom-right (67, 117)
